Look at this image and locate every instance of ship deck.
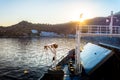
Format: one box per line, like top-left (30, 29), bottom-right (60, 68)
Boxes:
top-left (63, 65), bottom-right (80, 80)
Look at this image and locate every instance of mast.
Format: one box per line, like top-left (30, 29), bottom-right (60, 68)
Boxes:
top-left (109, 11), bottom-right (113, 34)
top-left (75, 14), bottom-right (83, 74)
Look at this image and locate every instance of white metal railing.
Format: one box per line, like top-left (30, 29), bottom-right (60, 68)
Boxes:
top-left (38, 48), bottom-right (70, 80)
top-left (48, 52), bottom-right (68, 68)
top-left (79, 25), bottom-right (120, 36)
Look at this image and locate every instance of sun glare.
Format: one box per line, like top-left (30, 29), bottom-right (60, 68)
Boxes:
top-left (73, 12), bottom-right (93, 22)
top-left (70, 8), bottom-right (94, 23)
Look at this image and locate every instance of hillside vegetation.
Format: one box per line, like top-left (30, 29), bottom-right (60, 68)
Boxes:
top-left (0, 11), bottom-right (120, 37)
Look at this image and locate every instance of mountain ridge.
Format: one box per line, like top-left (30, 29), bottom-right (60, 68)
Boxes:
top-left (0, 11), bottom-right (120, 37)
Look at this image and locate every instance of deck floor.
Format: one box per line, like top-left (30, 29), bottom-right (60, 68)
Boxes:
top-left (63, 65), bottom-right (80, 80)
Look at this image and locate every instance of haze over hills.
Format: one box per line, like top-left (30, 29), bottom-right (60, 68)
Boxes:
top-left (86, 11), bottom-right (120, 25)
top-left (0, 11), bottom-right (120, 37)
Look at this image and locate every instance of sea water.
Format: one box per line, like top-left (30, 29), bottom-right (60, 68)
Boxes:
top-left (0, 37), bottom-right (76, 80)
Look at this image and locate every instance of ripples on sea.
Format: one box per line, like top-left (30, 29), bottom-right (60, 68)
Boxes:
top-left (0, 36), bottom-right (120, 80)
top-left (0, 37), bottom-right (80, 80)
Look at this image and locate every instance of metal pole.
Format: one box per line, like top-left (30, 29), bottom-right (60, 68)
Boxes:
top-left (75, 20), bottom-right (82, 74)
top-left (109, 11), bottom-right (113, 34)
top-left (75, 25), bottom-right (80, 74)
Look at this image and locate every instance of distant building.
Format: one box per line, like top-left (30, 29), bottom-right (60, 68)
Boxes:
top-left (40, 31), bottom-right (60, 37)
top-left (40, 31), bottom-right (75, 38)
top-left (31, 29), bottom-right (39, 37)
top-left (31, 29), bottom-right (38, 34)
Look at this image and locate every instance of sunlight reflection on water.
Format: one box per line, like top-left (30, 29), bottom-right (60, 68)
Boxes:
top-left (0, 38), bottom-right (76, 68)
top-left (0, 37), bottom-right (88, 79)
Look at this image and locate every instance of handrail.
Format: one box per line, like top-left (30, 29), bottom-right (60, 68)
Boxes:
top-left (38, 51), bottom-right (69, 80)
top-left (39, 48), bottom-right (70, 66)
top-left (79, 25), bottom-right (120, 34)
top-left (48, 52), bottom-right (68, 68)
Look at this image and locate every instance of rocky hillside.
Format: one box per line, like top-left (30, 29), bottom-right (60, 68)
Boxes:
top-left (0, 21), bottom-right (77, 37)
top-left (86, 11), bottom-right (120, 25)
top-left (0, 11), bottom-right (120, 37)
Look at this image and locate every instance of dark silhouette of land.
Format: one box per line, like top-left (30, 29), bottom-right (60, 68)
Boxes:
top-left (0, 11), bottom-right (120, 37)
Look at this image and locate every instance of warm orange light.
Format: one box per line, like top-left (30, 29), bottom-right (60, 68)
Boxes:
top-left (80, 13), bottom-right (83, 22)
top-left (80, 18), bottom-right (85, 23)
top-left (70, 8), bottom-right (94, 23)
top-left (79, 13), bottom-right (86, 24)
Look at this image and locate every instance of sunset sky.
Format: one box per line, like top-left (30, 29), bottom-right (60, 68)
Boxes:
top-left (0, 0), bottom-right (120, 26)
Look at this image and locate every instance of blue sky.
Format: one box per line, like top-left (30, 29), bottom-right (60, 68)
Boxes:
top-left (0, 0), bottom-right (120, 26)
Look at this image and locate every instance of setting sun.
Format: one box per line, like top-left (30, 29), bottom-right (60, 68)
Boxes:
top-left (71, 9), bottom-right (94, 22)
top-left (0, 0), bottom-right (119, 26)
